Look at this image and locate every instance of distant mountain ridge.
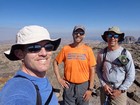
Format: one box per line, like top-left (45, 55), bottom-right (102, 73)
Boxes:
top-left (0, 40), bottom-right (14, 44)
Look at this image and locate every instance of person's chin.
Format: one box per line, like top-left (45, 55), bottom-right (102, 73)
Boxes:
top-left (76, 39), bottom-right (83, 43)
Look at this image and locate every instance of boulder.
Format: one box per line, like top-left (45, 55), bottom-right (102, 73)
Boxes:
top-left (135, 37), bottom-right (140, 44)
top-left (124, 36), bottom-right (136, 43)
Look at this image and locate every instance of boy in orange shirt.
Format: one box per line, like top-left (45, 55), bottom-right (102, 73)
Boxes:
top-left (53, 25), bottom-right (96, 105)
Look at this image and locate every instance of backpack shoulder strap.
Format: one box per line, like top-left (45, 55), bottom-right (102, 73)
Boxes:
top-left (103, 47), bottom-right (108, 64)
top-left (45, 88), bottom-right (53, 105)
top-left (121, 48), bottom-right (126, 55)
top-left (103, 47), bottom-right (127, 66)
top-left (120, 48), bottom-right (129, 65)
top-left (34, 84), bottom-right (42, 105)
top-left (101, 47), bottom-right (108, 72)
top-left (14, 75), bottom-right (42, 105)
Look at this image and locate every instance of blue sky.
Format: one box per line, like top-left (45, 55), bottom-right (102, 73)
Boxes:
top-left (0, 0), bottom-right (140, 41)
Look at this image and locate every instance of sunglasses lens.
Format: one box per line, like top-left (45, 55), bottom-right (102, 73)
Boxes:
top-left (108, 34), bottom-right (119, 38)
top-left (26, 44), bottom-right (41, 52)
top-left (26, 44), bottom-right (54, 53)
top-left (79, 32), bottom-right (84, 35)
top-left (44, 44), bottom-right (54, 51)
top-left (108, 34), bottom-right (113, 38)
top-left (114, 34), bottom-right (119, 38)
top-left (74, 31), bottom-right (84, 35)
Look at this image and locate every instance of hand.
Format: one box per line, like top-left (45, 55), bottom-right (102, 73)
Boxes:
top-left (58, 78), bottom-right (70, 88)
top-left (103, 84), bottom-right (113, 95)
top-left (110, 89), bottom-right (121, 99)
top-left (83, 90), bottom-right (92, 101)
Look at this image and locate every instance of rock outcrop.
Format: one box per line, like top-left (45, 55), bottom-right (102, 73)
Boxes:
top-left (136, 37), bottom-right (140, 44)
top-left (124, 36), bottom-right (136, 43)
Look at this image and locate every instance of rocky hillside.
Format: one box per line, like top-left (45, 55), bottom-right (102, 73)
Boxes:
top-left (0, 42), bottom-right (140, 105)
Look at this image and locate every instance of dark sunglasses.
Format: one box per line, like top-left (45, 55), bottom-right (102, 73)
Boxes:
top-left (74, 31), bottom-right (85, 36)
top-left (25, 43), bottom-right (54, 53)
top-left (107, 34), bottom-right (119, 38)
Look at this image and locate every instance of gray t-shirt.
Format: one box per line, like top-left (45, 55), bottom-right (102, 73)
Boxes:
top-left (96, 46), bottom-right (135, 90)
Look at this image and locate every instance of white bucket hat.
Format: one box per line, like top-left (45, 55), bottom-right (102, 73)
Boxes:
top-left (4, 25), bottom-right (61, 61)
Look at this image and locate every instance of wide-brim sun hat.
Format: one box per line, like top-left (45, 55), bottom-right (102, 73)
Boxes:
top-left (4, 25), bottom-right (61, 61)
top-left (101, 26), bottom-right (125, 42)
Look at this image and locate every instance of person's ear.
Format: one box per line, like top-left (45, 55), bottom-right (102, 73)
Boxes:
top-left (14, 49), bottom-right (24, 60)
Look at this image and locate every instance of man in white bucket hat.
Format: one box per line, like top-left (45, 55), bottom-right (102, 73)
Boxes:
top-left (0, 25), bottom-right (61, 105)
top-left (96, 26), bottom-right (135, 105)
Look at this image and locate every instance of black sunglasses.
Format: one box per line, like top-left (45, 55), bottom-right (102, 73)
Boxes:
top-left (107, 34), bottom-right (119, 38)
top-left (74, 31), bottom-right (85, 36)
top-left (25, 43), bottom-right (54, 53)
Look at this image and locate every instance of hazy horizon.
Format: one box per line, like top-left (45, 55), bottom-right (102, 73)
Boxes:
top-left (0, 28), bottom-right (139, 42)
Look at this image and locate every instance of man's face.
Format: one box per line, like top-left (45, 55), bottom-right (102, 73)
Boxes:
top-left (22, 40), bottom-right (53, 77)
top-left (73, 29), bottom-right (85, 43)
top-left (106, 32), bottom-right (119, 47)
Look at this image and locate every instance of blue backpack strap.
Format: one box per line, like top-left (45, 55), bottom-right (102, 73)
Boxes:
top-left (14, 75), bottom-right (42, 105)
